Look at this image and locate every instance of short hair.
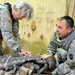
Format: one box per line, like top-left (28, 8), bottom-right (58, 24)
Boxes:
top-left (60, 16), bottom-right (74, 28)
top-left (13, 1), bottom-right (33, 19)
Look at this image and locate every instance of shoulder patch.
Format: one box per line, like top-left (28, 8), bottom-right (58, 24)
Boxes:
top-left (8, 16), bottom-right (12, 23)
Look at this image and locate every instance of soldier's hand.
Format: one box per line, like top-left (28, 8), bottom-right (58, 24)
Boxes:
top-left (21, 49), bottom-right (31, 56)
top-left (41, 54), bottom-right (51, 59)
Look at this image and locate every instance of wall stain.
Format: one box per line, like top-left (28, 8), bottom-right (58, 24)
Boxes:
top-left (31, 20), bottom-right (36, 31)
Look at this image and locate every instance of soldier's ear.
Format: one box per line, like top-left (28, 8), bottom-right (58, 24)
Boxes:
top-left (68, 27), bottom-right (72, 33)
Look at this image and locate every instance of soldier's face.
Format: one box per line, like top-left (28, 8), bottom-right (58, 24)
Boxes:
top-left (56, 20), bottom-right (72, 38)
top-left (14, 11), bottom-right (23, 20)
top-left (12, 9), bottom-right (26, 20)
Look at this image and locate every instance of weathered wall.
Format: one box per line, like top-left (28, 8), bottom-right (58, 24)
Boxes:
top-left (0, 0), bottom-right (67, 55)
top-left (19, 0), bottom-right (67, 55)
top-left (67, 0), bottom-right (75, 23)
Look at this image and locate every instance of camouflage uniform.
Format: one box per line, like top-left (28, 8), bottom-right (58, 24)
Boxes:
top-left (0, 4), bottom-right (22, 55)
top-left (0, 4), bottom-right (30, 75)
top-left (0, 66), bottom-right (32, 75)
top-left (45, 28), bottom-right (75, 75)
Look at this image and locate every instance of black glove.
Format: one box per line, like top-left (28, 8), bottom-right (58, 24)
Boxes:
top-left (45, 56), bottom-right (56, 72)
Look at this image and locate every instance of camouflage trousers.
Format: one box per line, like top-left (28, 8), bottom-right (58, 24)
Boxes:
top-left (52, 62), bottom-right (75, 75)
top-left (52, 69), bottom-right (75, 75)
top-left (0, 66), bottom-right (33, 75)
